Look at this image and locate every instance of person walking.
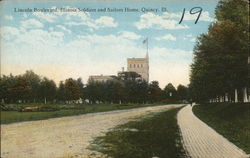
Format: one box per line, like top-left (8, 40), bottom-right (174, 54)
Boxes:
top-left (189, 99), bottom-right (193, 107)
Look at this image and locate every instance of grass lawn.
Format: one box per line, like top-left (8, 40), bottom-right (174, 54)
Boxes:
top-left (1, 103), bottom-right (175, 124)
top-left (88, 107), bottom-right (187, 158)
top-left (193, 103), bottom-right (250, 153)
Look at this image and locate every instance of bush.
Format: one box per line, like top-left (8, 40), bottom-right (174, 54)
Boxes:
top-left (0, 104), bottom-right (16, 111)
top-left (39, 105), bottom-right (59, 112)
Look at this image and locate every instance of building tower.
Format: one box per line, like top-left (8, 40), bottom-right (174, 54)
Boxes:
top-left (127, 52), bottom-right (149, 82)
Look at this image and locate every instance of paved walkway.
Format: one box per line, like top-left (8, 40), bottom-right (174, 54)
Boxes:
top-left (178, 105), bottom-right (248, 158)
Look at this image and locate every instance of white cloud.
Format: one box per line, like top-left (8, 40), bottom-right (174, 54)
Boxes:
top-left (150, 47), bottom-right (192, 63)
top-left (119, 31), bottom-right (141, 40)
top-left (63, 35), bottom-right (192, 87)
top-left (95, 16), bottom-right (118, 28)
top-left (155, 34), bottom-right (176, 41)
top-left (2, 31), bottom-right (144, 82)
top-left (48, 27), bottom-right (54, 31)
top-left (72, 34), bottom-right (136, 51)
top-left (33, 12), bottom-right (57, 22)
top-left (2, 26), bottom-right (191, 87)
top-left (0, 26), bottom-right (20, 41)
top-left (190, 38), bottom-right (196, 42)
top-left (25, 6), bottom-right (118, 30)
top-left (21, 19), bottom-right (44, 29)
top-left (183, 34), bottom-right (196, 42)
top-left (44, 6), bottom-right (118, 29)
top-left (135, 12), bottom-right (188, 30)
top-left (149, 47), bottom-right (192, 87)
top-left (65, 15), bottom-right (118, 29)
top-left (56, 25), bottom-right (72, 34)
top-left (4, 15), bottom-right (13, 21)
top-left (14, 29), bottom-right (64, 46)
top-left (162, 12), bottom-right (180, 19)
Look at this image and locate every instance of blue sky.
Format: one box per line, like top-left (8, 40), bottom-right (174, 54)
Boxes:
top-left (0, 0), bottom-right (218, 88)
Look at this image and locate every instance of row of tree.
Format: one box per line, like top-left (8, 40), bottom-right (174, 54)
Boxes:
top-left (189, 0), bottom-right (249, 103)
top-left (85, 80), bottom-right (188, 104)
top-left (0, 70), bottom-right (188, 104)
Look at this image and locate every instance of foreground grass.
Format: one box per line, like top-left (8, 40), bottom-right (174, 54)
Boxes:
top-left (1, 103), bottom-right (174, 124)
top-left (89, 107), bottom-right (186, 158)
top-left (193, 103), bottom-right (250, 153)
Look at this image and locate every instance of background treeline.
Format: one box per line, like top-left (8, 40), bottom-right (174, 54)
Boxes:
top-left (0, 70), bottom-right (189, 104)
top-left (189, 0), bottom-right (249, 102)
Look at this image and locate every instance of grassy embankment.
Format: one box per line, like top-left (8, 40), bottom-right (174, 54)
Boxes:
top-left (0, 103), bottom-right (178, 124)
top-left (193, 103), bottom-right (250, 153)
top-left (89, 107), bottom-right (187, 158)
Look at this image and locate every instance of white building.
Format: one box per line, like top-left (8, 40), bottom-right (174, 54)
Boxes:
top-left (88, 75), bottom-right (114, 82)
top-left (127, 53), bottom-right (149, 82)
top-left (88, 53), bottom-right (149, 83)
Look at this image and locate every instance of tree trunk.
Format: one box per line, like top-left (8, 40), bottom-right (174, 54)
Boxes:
top-left (44, 97), bottom-right (47, 104)
top-left (243, 87), bottom-right (248, 102)
top-left (225, 93), bottom-right (228, 102)
top-left (235, 89), bottom-right (238, 103)
top-left (220, 96), bottom-right (223, 102)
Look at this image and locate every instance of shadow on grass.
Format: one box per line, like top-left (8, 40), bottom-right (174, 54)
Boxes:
top-left (88, 107), bottom-right (187, 158)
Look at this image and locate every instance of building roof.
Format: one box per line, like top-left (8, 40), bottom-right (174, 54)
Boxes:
top-left (127, 58), bottom-right (147, 62)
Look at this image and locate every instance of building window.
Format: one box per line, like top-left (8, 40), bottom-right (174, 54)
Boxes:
top-left (141, 64), bottom-right (143, 67)
top-left (130, 64), bottom-right (132, 68)
top-left (137, 64), bottom-right (139, 68)
top-left (134, 64), bottom-right (135, 67)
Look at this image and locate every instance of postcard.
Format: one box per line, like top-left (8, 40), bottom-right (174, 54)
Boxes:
top-left (1, 0), bottom-right (249, 157)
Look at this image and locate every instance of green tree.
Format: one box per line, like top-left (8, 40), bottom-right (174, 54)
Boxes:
top-left (176, 84), bottom-right (188, 101)
top-left (105, 81), bottom-right (123, 104)
top-left (1, 74), bottom-right (36, 103)
top-left (65, 78), bottom-right (81, 101)
top-left (39, 77), bottom-right (56, 104)
top-left (190, 0), bottom-right (249, 102)
top-left (57, 81), bottom-right (66, 102)
top-left (0, 75), bottom-right (14, 103)
top-left (148, 81), bottom-right (162, 103)
top-left (136, 81), bottom-right (149, 104)
top-left (22, 70), bottom-right (41, 102)
top-left (77, 78), bottom-right (84, 99)
top-left (163, 83), bottom-right (176, 99)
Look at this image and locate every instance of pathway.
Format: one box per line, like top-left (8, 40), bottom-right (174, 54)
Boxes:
top-left (1, 104), bottom-right (182, 158)
top-left (178, 105), bottom-right (248, 158)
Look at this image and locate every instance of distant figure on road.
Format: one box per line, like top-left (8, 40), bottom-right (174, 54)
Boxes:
top-left (189, 99), bottom-right (193, 107)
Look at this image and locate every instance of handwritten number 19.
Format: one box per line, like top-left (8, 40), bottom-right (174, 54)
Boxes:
top-left (179, 7), bottom-right (203, 24)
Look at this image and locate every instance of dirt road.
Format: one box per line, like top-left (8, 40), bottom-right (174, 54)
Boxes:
top-left (1, 104), bottom-right (182, 158)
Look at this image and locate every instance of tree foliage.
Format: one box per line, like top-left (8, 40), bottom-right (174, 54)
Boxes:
top-left (39, 77), bottom-right (57, 103)
top-left (189, 0), bottom-right (249, 102)
top-left (57, 81), bottom-right (66, 102)
top-left (163, 83), bottom-right (177, 99)
top-left (0, 70), bottom-right (188, 104)
top-left (65, 78), bottom-right (81, 101)
top-left (176, 85), bottom-right (188, 101)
